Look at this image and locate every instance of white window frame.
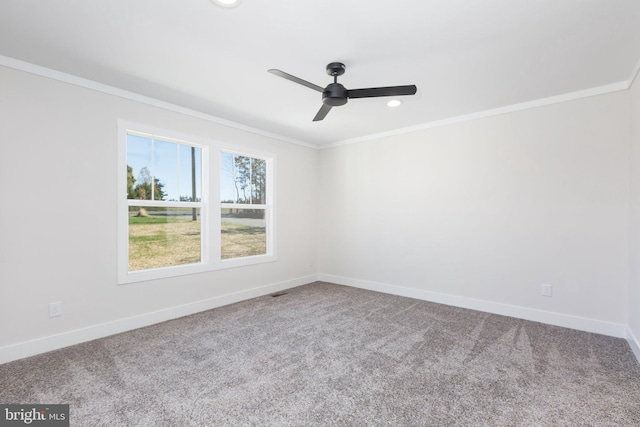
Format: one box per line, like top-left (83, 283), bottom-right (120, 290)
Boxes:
top-left (218, 148), bottom-right (275, 269)
top-left (117, 121), bottom-right (276, 284)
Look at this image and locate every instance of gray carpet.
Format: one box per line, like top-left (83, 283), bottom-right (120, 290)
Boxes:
top-left (1, 282), bottom-right (639, 426)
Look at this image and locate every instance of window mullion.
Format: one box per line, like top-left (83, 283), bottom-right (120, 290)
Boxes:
top-left (220, 202), bottom-right (266, 209)
top-left (129, 199), bottom-right (201, 208)
top-left (151, 138), bottom-right (155, 201)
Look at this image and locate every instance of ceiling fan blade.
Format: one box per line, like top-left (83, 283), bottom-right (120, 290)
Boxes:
top-left (313, 104), bottom-right (332, 121)
top-left (347, 85), bottom-right (417, 99)
top-left (268, 69), bottom-right (324, 92)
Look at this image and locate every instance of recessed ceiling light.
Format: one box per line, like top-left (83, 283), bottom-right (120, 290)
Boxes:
top-left (387, 99), bottom-right (403, 108)
top-left (210, 0), bottom-right (242, 8)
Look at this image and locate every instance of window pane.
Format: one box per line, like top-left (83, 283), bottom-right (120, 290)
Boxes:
top-left (220, 152), bottom-right (237, 203)
top-left (127, 134), bottom-right (201, 202)
top-left (179, 144), bottom-right (201, 202)
top-left (153, 139), bottom-right (178, 201)
top-left (220, 152), bottom-right (266, 204)
top-left (129, 206), bottom-right (201, 271)
top-left (251, 158), bottom-right (266, 204)
top-left (127, 134), bottom-right (153, 200)
top-left (221, 208), bottom-right (266, 259)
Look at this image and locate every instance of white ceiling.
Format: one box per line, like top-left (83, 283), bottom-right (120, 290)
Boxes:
top-left (1, 0), bottom-right (639, 147)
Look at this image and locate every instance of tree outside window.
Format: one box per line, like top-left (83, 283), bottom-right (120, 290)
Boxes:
top-left (220, 152), bottom-right (268, 259)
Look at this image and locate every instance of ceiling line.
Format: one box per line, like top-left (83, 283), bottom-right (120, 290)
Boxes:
top-left (628, 56), bottom-right (640, 88)
top-left (0, 54), bottom-right (316, 149)
top-left (323, 81), bottom-right (630, 149)
top-left (1, 54), bottom-right (636, 150)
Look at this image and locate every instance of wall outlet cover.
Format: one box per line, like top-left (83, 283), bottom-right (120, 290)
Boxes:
top-left (49, 302), bottom-right (62, 317)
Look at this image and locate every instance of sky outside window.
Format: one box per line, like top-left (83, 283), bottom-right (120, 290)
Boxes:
top-left (127, 134), bottom-right (201, 202)
top-left (220, 152), bottom-right (266, 204)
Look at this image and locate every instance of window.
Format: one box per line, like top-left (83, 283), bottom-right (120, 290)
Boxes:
top-left (220, 152), bottom-right (268, 260)
top-left (118, 121), bottom-right (275, 284)
top-left (125, 131), bottom-right (204, 272)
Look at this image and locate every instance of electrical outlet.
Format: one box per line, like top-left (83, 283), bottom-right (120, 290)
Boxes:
top-left (541, 284), bottom-right (553, 297)
top-left (49, 302), bottom-right (62, 317)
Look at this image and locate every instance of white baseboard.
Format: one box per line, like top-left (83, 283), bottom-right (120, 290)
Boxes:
top-left (318, 274), bottom-right (629, 339)
top-left (5, 274), bottom-right (637, 366)
top-left (627, 328), bottom-right (640, 365)
top-left (0, 275), bottom-right (318, 365)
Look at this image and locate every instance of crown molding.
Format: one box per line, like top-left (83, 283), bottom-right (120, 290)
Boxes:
top-left (628, 55), bottom-right (640, 88)
top-left (0, 54), bottom-right (317, 149)
top-left (2, 54), bottom-right (636, 151)
top-left (322, 81), bottom-right (629, 149)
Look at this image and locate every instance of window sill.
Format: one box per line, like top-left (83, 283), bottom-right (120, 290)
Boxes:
top-left (118, 254), bottom-right (277, 285)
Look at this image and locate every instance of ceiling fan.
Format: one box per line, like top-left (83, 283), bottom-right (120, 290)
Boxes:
top-left (268, 62), bottom-right (417, 121)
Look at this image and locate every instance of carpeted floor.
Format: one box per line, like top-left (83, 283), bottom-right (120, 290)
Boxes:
top-left (1, 282), bottom-right (639, 426)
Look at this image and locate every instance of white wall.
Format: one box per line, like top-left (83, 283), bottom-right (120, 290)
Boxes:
top-left (2, 59), bottom-right (638, 364)
top-left (319, 91), bottom-right (631, 332)
top-left (0, 65), bottom-right (318, 362)
top-left (630, 71), bottom-right (640, 353)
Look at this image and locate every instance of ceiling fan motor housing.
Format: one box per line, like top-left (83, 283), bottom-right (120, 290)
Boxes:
top-left (323, 83), bottom-right (348, 106)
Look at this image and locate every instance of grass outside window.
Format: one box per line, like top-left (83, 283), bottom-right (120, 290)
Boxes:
top-left (128, 207), bottom-right (201, 271)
